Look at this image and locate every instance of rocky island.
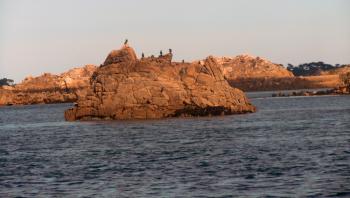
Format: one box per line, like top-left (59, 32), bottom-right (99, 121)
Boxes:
top-left (64, 45), bottom-right (256, 121)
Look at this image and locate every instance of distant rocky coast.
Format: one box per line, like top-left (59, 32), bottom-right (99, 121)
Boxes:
top-left (0, 65), bottom-right (96, 106)
top-left (1, 44), bottom-right (349, 107)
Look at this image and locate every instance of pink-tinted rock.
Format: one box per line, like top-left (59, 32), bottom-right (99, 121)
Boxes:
top-left (0, 65), bottom-right (97, 106)
top-left (65, 46), bottom-right (255, 121)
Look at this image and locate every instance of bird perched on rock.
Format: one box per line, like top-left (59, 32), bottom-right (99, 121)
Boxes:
top-left (160, 50), bottom-right (163, 57)
top-left (169, 49), bottom-right (172, 54)
top-left (124, 39), bottom-right (128, 45)
top-left (141, 52), bottom-right (145, 59)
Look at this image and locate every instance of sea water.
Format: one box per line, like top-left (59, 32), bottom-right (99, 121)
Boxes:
top-left (0, 94), bottom-right (349, 197)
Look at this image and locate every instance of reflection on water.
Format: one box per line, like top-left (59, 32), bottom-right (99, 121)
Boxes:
top-left (0, 94), bottom-right (349, 197)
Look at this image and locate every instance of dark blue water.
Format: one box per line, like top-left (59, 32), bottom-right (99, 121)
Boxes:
top-left (0, 94), bottom-right (350, 197)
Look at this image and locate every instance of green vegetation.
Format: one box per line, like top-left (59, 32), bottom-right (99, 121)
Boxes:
top-left (287, 62), bottom-right (340, 76)
top-left (0, 78), bottom-right (14, 86)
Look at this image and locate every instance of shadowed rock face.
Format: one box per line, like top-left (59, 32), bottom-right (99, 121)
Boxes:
top-left (65, 46), bottom-right (255, 121)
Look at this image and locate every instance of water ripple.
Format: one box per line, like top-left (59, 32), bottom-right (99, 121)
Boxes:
top-left (0, 96), bottom-right (349, 197)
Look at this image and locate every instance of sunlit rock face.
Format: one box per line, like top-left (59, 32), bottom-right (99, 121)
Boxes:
top-left (202, 55), bottom-right (296, 91)
top-left (65, 46), bottom-right (255, 121)
top-left (0, 65), bottom-right (97, 105)
top-left (212, 55), bottom-right (294, 79)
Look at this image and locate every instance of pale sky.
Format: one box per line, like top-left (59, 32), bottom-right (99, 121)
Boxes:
top-left (1, 0), bottom-right (349, 82)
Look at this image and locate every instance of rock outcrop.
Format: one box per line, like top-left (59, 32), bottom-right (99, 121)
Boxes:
top-left (214, 55), bottom-right (294, 79)
top-left (0, 65), bottom-right (96, 105)
top-left (204, 55), bottom-right (294, 91)
top-left (64, 46), bottom-right (255, 121)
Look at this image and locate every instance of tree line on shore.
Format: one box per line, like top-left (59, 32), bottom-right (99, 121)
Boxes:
top-left (287, 62), bottom-right (348, 76)
top-left (0, 78), bottom-right (14, 86)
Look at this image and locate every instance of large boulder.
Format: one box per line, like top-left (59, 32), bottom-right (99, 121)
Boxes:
top-left (65, 46), bottom-right (255, 121)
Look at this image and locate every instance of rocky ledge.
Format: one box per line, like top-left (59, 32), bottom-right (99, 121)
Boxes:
top-left (65, 45), bottom-right (255, 121)
top-left (272, 85), bottom-right (349, 97)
